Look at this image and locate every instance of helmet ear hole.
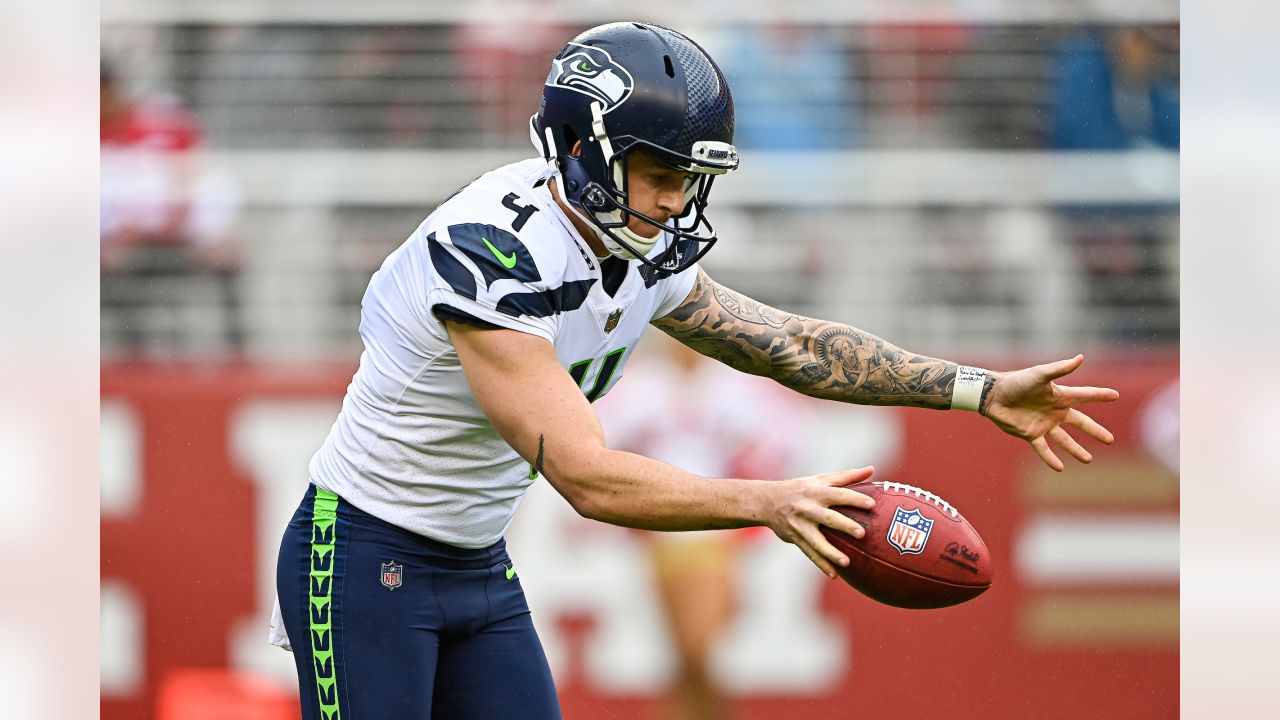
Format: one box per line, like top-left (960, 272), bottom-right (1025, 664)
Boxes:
top-left (561, 124), bottom-right (581, 157)
top-left (663, 55), bottom-right (675, 78)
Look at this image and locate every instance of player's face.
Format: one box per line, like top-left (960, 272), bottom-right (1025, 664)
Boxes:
top-left (624, 151), bottom-right (695, 239)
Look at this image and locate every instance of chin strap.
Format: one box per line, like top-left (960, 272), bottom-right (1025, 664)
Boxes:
top-left (598, 225), bottom-right (661, 261)
top-left (532, 107), bottom-right (674, 262)
top-left (553, 175), bottom-right (660, 261)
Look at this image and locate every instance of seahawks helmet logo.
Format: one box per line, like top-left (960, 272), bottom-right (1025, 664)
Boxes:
top-left (548, 43), bottom-right (634, 112)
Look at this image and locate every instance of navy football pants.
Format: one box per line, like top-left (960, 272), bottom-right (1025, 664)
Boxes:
top-left (276, 484), bottom-right (562, 719)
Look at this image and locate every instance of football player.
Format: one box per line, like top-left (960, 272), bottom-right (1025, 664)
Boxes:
top-left (273, 21), bottom-right (1119, 720)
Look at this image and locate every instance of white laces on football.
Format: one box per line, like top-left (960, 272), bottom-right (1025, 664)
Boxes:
top-left (876, 482), bottom-right (959, 519)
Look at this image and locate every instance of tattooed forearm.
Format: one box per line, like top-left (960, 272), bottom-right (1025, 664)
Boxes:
top-left (653, 269), bottom-right (961, 410)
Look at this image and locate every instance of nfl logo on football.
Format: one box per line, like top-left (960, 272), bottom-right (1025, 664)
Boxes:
top-left (381, 560), bottom-right (403, 590)
top-left (887, 507), bottom-right (934, 555)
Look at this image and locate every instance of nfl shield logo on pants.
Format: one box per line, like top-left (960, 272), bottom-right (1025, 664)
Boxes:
top-left (886, 507), bottom-right (934, 555)
top-left (381, 561), bottom-right (403, 590)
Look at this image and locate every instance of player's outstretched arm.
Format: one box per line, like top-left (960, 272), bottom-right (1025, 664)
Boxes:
top-left (445, 319), bottom-right (876, 577)
top-left (652, 269), bottom-right (1119, 470)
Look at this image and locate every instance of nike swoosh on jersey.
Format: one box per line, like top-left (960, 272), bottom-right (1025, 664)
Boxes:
top-left (482, 237), bottom-right (518, 268)
top-left (447, 223), bottom-right (542, 287)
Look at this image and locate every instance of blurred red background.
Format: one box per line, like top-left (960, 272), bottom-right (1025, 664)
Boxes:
top-left (102, 355), bottom-right (1176, 720)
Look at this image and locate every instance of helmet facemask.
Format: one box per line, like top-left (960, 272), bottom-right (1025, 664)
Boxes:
top-left (535, 100), bottom-right (738, 275)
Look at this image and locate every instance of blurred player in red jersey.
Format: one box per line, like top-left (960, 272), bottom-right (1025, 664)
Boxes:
top-left (100, 60), bottom-right (244, 350)
top-left (100, 61), bottom-right (203, 266)
top-left (599, 335), bottom-right (807, 720)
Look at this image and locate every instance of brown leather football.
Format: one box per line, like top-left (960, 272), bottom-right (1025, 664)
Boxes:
top-left (820, 481), bottom-right (993, 609)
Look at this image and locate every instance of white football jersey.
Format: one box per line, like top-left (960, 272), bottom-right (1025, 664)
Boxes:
top-left (308, 158), bottom-right (699, 548)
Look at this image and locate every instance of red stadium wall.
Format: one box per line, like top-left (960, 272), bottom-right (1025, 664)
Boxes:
top-left (101, 358), bottom-right (1178, 720)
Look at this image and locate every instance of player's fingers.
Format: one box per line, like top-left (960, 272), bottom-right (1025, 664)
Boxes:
top-left (819, 466), bottom-right (875, 487)
top-left (1059, 385), bottom-right (1120, 405)
top-left (1031, 435), bottom-right (1065, 472)
top-left (1036, 354), bottom-right (1085, 381)
top-left (820, 507), bottom-right (866, 540)
top-left (1049, 426), bottom-right (1092, 464)
top-left (802, 523), bottom-right (850, 569)
top-left (1063, 408), bottom-right (1115, 444)
top-left (792, 536), bottom-right (838, 578)
top-left (829, 487), bottom-right (876, 511)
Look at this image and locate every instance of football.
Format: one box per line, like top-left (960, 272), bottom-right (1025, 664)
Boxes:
top-left (820, 481), bottom-right (993, 609)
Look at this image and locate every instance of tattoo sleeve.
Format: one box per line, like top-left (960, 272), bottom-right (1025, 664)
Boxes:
top-left (652, 269), bottom-right (962, 410)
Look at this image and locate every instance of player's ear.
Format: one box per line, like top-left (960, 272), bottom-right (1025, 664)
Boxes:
top-left (571, 140), bottom-right (583, 157)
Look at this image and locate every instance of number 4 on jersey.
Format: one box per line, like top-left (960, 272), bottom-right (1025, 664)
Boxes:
top-left (502, 193), bottom-right (540, 232)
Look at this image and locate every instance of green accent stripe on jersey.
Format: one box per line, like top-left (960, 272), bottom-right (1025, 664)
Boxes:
top-left (585, 347), bottom-right (627, 402)
top-left (568, 358), bottom-right (593, 388)
top-left (310, 488), bottom-right (342, 719)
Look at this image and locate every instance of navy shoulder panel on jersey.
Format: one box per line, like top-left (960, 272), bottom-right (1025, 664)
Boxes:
top-left (426, 232), bottom-right (477, 300)
top-left (495, 279), bottom-right (597, 318)
top-left (447, 223), bottom-right (542, 288)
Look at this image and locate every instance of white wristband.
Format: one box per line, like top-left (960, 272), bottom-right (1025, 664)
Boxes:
top-left (951, 366), bottom-right (988, 412)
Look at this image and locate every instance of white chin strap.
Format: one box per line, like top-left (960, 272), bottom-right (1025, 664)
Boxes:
top-left (547, 165), bottom-right (662, 261)
top-left (538, 103), bottom-right (669, 261)
top-left (561, 197), bottom-right (661, 261)
top-left (597, 218), bottom-right (661, 260)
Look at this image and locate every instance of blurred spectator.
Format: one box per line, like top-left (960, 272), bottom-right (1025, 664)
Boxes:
top-left (720, 24), bottom-right (858, 149)
top-left (101, 62), bottom-right (202, 267)
top-left (598, 334), bottom-right (808, 720)
top-left (101, 60), bottom-right (245, 354)
top-left (1050, 28), bottom-right (1179, 150)
top-left (1048, 29), bottom-right (1179, 343)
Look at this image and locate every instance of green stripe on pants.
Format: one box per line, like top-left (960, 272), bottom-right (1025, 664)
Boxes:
top-left (311, 488), bottom-right (341, 719)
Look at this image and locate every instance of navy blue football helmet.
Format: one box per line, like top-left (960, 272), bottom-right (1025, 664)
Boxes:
top-left (530, 22), bottom-right (739, 275)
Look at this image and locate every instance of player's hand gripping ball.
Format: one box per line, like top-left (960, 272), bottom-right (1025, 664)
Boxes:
top-left (820, 481), bottom-right (992, 609)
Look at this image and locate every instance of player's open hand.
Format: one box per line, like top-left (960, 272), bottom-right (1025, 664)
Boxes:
top-left (983, 354), bottom-right (1119, 472)
top-left (764, 466), bottom-right (876, 578)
